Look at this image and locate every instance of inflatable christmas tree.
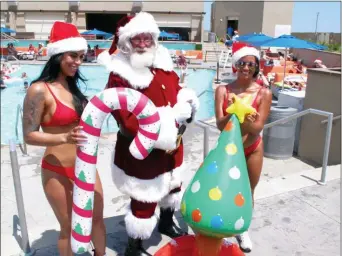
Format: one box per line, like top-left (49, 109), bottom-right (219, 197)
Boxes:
top-left (181, 114), bottom-right (253, 238)
top-left (155, 95), bottom-right (256, 256)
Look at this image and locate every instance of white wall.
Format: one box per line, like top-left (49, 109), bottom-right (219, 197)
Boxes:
top-left (0, 12), bottom-right (6, 27)
top-left (25, 12), bottom-right (65, 39)
top-left (152, 13), bottom-right (191, 28)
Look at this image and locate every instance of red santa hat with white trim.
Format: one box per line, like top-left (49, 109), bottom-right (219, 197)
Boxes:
top-left (98, 12), bottom-right (160, 66)
top-left (109, 12), bottom-right (160, 55)
top-left (47, 21), bottom-right (88, 57)
top-left (231, 42), bottom-right (260, 73)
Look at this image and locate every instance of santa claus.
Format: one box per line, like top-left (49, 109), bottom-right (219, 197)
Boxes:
top-left (98, 12), bottom-right (199, 256)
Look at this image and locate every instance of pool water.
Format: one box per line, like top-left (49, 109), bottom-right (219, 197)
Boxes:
top-left (1, 39), bottom-right (197, 50)
top-left (1, 65), bottom-right (215, 145)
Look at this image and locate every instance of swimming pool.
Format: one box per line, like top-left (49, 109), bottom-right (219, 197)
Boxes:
top-left (1, 39), bottom-right (198, 50)
top-left (1, 65), bottom-right (215, 144)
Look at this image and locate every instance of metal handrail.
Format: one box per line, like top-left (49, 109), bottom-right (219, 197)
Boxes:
top-left (204, 50), bottom-right (222, 62)
top-left (15, 104), bottom-right (28, 155)
top-left (194, 108), bottom-right (334, 185)
top-left (321, 115), bottom-right (341, 124)
top-left (1, 32), bottom-right (19, 42)
top-left (197, 89), bottom-right (213, 98)
top-left (10, 56), bottom-right (21, 65)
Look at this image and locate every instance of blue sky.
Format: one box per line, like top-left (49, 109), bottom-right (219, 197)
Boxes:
top-left (204, 1), bottom-right (341, 33)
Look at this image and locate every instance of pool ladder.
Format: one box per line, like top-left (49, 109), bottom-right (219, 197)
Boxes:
top-left (15, 104), bottom-right (28, 155)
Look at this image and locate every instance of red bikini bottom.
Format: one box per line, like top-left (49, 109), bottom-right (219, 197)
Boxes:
top-left (244, 136), bottom-right (262, 157)
top-left (41, 159), bottom-right (75, 180)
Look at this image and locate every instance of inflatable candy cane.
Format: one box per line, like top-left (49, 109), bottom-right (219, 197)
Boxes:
top-left (71, 88), bottom-right (160, 254)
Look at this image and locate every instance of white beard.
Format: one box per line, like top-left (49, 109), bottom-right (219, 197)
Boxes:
top-left (129, 47), bottom-right (156, 69)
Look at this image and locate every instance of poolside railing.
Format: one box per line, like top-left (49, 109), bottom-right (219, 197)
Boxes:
top-left (194, 108), bottom-right (334, 185)
top-left (15, 104), bottom-right (28, 156)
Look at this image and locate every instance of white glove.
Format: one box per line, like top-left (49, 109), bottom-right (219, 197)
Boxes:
top-left (177, 88), bottom-right (200, 114)
top-left (173, 102), bottom-right (192, 124)
top-left (188, 97), bottom-right (200, 114)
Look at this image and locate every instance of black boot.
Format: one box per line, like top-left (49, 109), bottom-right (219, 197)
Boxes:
top-left (124, 237), bottom-right (151, 256)
top-left (158, 208), bottom-right (187, 238)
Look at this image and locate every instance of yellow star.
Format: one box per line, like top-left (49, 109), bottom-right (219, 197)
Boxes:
top-left (226, 94), bottom-right (257, 123)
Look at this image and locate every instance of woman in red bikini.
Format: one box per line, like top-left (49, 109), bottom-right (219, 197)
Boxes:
top-left (215, 46), bottom-right (272, 253)
top-left (22, 22), bottom-right (106, 256)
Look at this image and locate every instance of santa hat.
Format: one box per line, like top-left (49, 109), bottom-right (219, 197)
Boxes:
top-left (314, 59), bottom-right (322, 64)
top-left (108, 12), bottom-right (160, 55)
top-left (232, 43), bottom-right (260, 71)
top-left (47, 21), bottom-right (87, 57)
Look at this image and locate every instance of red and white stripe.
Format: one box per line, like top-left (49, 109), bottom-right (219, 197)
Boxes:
top-left (71, 88), bottom-right (160, 254)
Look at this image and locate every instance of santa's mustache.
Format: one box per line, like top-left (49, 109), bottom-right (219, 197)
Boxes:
top-left (130, 47), bottom-right (156, 68)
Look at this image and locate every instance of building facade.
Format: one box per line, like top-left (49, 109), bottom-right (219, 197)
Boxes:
top-left (1, 0), bottom-right (204, 42)
top-left (211, 1), bottom-right (294, 38)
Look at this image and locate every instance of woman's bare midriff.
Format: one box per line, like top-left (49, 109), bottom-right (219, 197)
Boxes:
top-left (242, 133), bottom-right (260, 149)
top-left (42, 124), bottom-right (78, 167)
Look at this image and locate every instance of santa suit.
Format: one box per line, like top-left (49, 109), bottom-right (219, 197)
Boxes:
top-left (102, 45), bottom-right (198, 240)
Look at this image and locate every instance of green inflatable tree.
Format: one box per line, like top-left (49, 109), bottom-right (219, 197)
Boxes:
top-left (77, 247), bottom-right (86, 253)
top-left (85, 114), bottom-right (93, 126)
top-left (74, 223), bottom-right (83, 235)
top-left (84, 198), bottom-right (92, 210)
top-left (181, 114), bottom-right (253, 238)
top-left (93, 146), bottom-right (98, 157)
top-left (78, 171), bottom-right (87, 182)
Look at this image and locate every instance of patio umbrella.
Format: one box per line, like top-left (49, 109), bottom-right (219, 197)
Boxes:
top-left (238, 33), bottom-right (273, 44)
top-left (0, 27), bottom-right (16, 33)
top-left (81, 28), bottom-right (112, 39)
top-left (252, 34), bottom-right (325, 49)
top-left (237, 32), bottom-right (260, 41)
top-left (159, 30), bottom-right (179, 40)
top-left (308, 41), bottom-right (328, 51)
top-left (251, 34), bottom-right (327, 90)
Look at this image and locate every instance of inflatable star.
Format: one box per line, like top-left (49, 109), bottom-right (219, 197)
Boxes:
top-left (226, 94), bottom-right (256, 123)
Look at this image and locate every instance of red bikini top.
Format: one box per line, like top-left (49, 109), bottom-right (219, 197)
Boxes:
top-left (222, 85), bottom-right (263, 116)
top-left (41, 83), bottom-right (80, 127)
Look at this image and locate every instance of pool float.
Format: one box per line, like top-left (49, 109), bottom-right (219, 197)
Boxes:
top-left (71, 88), bottom-right (161, 254)
top-left (155, 96), bottom-right (256, 256)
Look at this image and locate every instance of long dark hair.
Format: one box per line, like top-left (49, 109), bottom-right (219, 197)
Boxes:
top-left (253, 57), bottom-right (260, 78)
top-left (31, 53), bottom-right (88, 116)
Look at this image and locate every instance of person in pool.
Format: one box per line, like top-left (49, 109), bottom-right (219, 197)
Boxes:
top-left (214, 46), bottom-right (272, 253)
top-left (22, 22), bottom-right (107, 256)
top-left (21, 72), bottom-right (29, 89)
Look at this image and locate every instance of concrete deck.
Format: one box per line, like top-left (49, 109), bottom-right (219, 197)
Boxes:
top-left (1, 125), bottom-right (340, 256)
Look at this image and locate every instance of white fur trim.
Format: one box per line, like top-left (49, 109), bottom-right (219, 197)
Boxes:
top-left (154, 106), bottom-right (178, 151)
top-left (177, 88), bottom-right (200, 121)
top-left (125, 206), bottom-right (159, 239)
top-left (97, 50), bottom-right (112, 68)
top-left (98, 45), bottom-right (173, 89)
top-left (111, 162), bottom-right (185, 202)
top-left (119, 12), bottom-right (160, 41)
top-left (47, 37), bottom-right (87, 57)
top-left (159, 192), bottom-right (182, 210)
top-left (232, 46), bottom-right (260, 68)
top-left (153, 45), bottom-right (174, 72)
top-left (112, 163), bottom-right (171, 202)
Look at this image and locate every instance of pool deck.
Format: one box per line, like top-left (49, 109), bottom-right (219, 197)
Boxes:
top-left (1, 125), bottom-right (340, 256)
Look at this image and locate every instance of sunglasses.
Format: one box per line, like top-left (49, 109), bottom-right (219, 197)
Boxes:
top-left (237, 61), bottom-right (258, 69)
top-left (130, 38), bottom-right (153, 45)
